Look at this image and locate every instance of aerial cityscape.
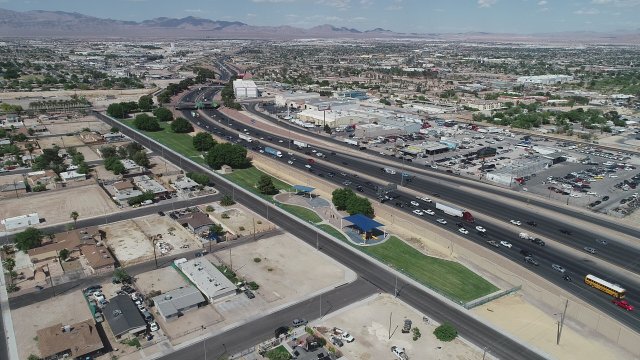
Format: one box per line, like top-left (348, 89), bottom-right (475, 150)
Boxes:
top-left (1, 1), bottom-right (640, 360)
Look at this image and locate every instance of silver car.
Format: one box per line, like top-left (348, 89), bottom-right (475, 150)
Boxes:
top-left (551, 264), bottom-right (566, 273)
top-left (584, 247), bottom-right (597, 254)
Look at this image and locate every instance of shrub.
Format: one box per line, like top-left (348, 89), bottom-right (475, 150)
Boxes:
top-left (254, 257), bottom-right (262, 263)
top-left (247, 281), bottom-right (259, 290)
top-left (433, 323), bottom-right (457, 342)
top-left (205, 205), bottom-right (214, 212)
top-left (221, 213), bottom-right (230, 219)
top-left (220, 195), bottom-right (235, 206)
top-left (412, 327), bottom-right (421, 341)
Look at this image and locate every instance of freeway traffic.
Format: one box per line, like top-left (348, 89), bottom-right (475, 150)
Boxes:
top-left (96, 110), bottom-right (548, 360)
top-left (175, 97), bottom-right (640, 331)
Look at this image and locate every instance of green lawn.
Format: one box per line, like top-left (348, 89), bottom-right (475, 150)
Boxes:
top-left (223, 167), bottom-right (290, 199)
top-left (265, 345), bottom-right (291, 360)
top-left (120, 119), bottom-right (205, 165)
top-left (359, 237), bottom-right (498, 303)
top-left (279, 204), bottom-right (323, 224)
top-left (317, 224), bottom-right (348, 242)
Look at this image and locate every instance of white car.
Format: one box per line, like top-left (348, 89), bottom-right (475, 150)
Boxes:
top-left (149, 322), bottom-right (159, 332)
top-left (475, 226), bottom-right (486, 232)
top-left (412, 209), bottom-right (424, 216)
top-left (500, 240), bottom-right (512, 248)
top-left (410, 201), bottom-right (419, 206)
top-left (287, 160), bottom-right (293, 165)
top-left (510, 220), bottom-right (522, 226)
top-left (420, 196), bottom-right (432, 203)
top-left (341, 332), bottom-right (355, 342)
top-left (436, 218), bottom-right (447, 225)
top-left (458, 228), bottom-right (469, 235)
top-left (304, 164), bottom-right (311, 169)
top-left (424, 209), bottom-right (435, 216)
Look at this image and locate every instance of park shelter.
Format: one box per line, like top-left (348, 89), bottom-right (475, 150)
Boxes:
top-left (293, 185), bottom-right (315, 198)
top-left (341, 214), bottom-right (386, 240)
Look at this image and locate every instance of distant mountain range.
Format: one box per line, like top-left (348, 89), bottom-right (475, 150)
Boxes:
top-left (0, 8), bottom-right (638, 43)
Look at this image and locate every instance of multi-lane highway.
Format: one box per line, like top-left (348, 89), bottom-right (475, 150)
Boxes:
top-left (171, 96), bottom-right (640, 331)
top-left (96, 110), bottom-right (547, 360)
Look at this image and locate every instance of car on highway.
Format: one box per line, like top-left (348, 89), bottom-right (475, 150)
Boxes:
top-left (526, 221), bottom-right (537, 226)
top-left (500, 240), bottom-right (512, 248)
top-left (584, 247), bottom-right (597, 254)
top-left (524, 256), bottom-right (539, 266)
top-left (559, 229), bottom-right (573, 235)
top-left (531, 238), bottom-right (545, 246)
top-left (562, 275), bottom-right (572, 282)
top-left (613, 299), bottom-right (634, 311)
top-left (487, 240), bottom-right (500, 248)
top-left (510, 220), bottom-right (522, 226)
top-left (477, 231), bottom-right (488, 238)
top-left (595, 239), bottom-right (608, 245)
top-left (475, 226), bottom-right (486, 232)
top-left (412, 209), bottom-right (424, 216)
top-left (419, 196), bottom-right (432, 203)
top-left (343, 180), bottom-right (352, 186)
top-left (552, 264), bottom-right (566, 273)
top-left (410, 201), bottom-right (419, 206)
top-left (304, 164), bottom-right (311, 169)
top-left (287, 160), bottom-right (293, 165)
top-left (424, 209), bottom-right (435, 216)
top-left (436, 218), bottom-right (447, 225)
top-left (458, 228), bottom-right (469, 235)
top-left (520, 249), bottom-right (533, 257)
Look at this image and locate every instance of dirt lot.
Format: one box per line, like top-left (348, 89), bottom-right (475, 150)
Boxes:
top-left (135, 267), bottom-right (189, 296)
top-left (206, 202), bottom-right (273, 237)
top-left (12, 289), bottom-right (92, 360)
top-left (148, 155), bottom-right (181, 177)
top-left (44, 120), bottom-right (112, 136)
top-left (92, 165), bottom-right (122, 182)
top-left (0, 184), bottom-right (118, 230)
top-left (75, 146), bottom-right (101, 162)
top-left (0, 173), bottom-right (25, 187)
top-left (103, 215), bottom-right (201, 266)
top-left (37, 135), bottom-right (85, 149)
top-left (316, 294), bottom-right (485, 360)
top-left (472, 293), bottom-right (634, 360)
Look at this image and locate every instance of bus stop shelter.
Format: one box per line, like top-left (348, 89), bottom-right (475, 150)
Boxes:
top-left (341, 214), bottom-right (386, 241)
top-left (292, 185), bottom-right (315, 198)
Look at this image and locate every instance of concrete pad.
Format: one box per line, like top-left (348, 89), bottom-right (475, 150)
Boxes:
top-left (471, 293), bottom-right (634, 360)
top-left (315, 294), bottom-right (485, 360)
top-left (11, 289), bottom-right (92, 360)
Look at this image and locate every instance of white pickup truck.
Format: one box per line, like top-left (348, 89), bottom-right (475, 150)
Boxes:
top-left (519, 232), bottom-right (532, 240)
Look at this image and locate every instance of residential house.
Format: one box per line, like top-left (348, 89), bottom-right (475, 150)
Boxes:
top-left (26, 170), bottom-right (58, 190)
top-left (104, 294), bottom-right (147, 338)
top-left (59, 170), bottom-right (87, 182)
top-left (1, 212), bottom-right (39, 231)
top-left (133, 175), bottom-right (169, 198)
top-left (112, 181), bottom-right (143, 202)
top-left (152, 286), bottom-right (206, 321)
top-left (37, 320), bottom-right (104, 360)
top-left (80, 244), bottom-right (115, 274)
top-left (27, 227), bottom-right (101, 263)
top-left (171, 176), bottom-right (200, 192)
top-left (177, 212), bottom-right (214, 234)
top-left (121, 159), bottom-right (146, 176)
top-left (103, 132), bottom-right (127, 143)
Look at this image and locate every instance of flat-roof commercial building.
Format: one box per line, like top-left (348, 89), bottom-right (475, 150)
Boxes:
top-left (1, 212), bottom-right (39, 231)
top-left (152, 286), bottom-right (206, 321)
top-left (37, 320), bottom-right (104, 360)
top-left (178, 258), bottom-right (236, 302)
top-left (275, 92), bottom-right (321, 108)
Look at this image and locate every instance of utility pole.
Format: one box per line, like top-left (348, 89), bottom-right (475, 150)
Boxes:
top-left (557, 299), bottom-right (569, 345)
top-left (152, 237), bottom-right (158, 268)
top-left (46, 263), bottom-right (56, 297)
top-left (229, 248), bottom-right (232, 271)
top-left (388, 312), bottom-right (392, 339)
top-left (253, 218), bottom-right (256, 240)
top-left (316, 230), bottom-right (319, 250)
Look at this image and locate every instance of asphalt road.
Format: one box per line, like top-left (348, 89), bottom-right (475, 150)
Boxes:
top-left (97, 110), bottom-right (547, 360)
top-left (183, 103), bottom-right (640, 331)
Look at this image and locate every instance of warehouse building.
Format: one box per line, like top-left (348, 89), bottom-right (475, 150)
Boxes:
top-left (152, 286), bottom-right (206, 321)
top-left (233, 79), bottom-right (259, 98)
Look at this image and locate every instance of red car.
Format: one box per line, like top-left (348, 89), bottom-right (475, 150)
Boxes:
top-left (613, 299), bottom-right (634, 311)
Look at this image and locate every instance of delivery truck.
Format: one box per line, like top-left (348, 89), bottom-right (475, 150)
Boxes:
top-left (239, 133), bottom-right (253, 142)
top-left (264, 147), bottom-right (283, 158)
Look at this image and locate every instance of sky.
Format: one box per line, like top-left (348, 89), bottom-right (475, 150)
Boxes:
top-left (1, 0), bottom-right (640, 34)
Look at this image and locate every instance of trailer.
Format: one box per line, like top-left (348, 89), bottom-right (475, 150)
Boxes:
top-left (293, 140), bottom-right (308, 148)
top-left (435, 202), bottom-right (475, 222)
top-left (344, 138), bottom-right (359, 146)
top-left (264, 147), bottom-right (282, 158)
top-left (238, 134), bottom-right (253, 142)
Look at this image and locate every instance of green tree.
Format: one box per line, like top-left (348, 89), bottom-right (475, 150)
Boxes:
top-left (131, 150), bottom-right (150, 168)
top-left (99, 146), bottom-right (117, 159)
top-left (347, 196), bottom-right (375, 218)
top-left (205, 143), bottom-right (250, 170)
top-left (133, 113), bottom-right (161, 131)
top-left (2, 258), bottom-right (16, 274)
top-left (77, 162), bottom-right (91, 174)
top-left (186, 172), bottom-right (210, 186)
top-left (220, 195), bottom-right (235, 206)
top-left (104, 157), bottom-right (126, 175)
top-left (32, 148), bottom-right (66, 174)
top-left (112, 268), bottom-right (131, 283)
top-left (323, 124), bottom-right (331, 134)
top-left (70, 211), bottom-right (79, 228)
top-left (152, 107), bottom-right (174, 122)
top-left (106, 103), bottom-right (125, 118)
top-left (332, 188), bottom-right (355, 211)
top-left (171, 117), bottom-right (194, 133)
top-left (433, 323), bottom-right (458, 342)
top-left (110, 126), bottom-right (120, 133)
top-left (192, 132), bottom-right (216, 152)
top-left (59, 248), bottom-right (70, 261)
top-left (256, 174), bottom-right (277, 195)
top-left (27, 355), bottom-right (42, 360)
top-left (14, 227), bottom-right (43, 252)
top-left (138, 95), bottom-right (154, 111)
top-left (209, 223), bottom-right (224, 235)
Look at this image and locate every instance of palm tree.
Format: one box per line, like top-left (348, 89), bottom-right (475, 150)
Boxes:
top-left (70, 211), bottom-right (79, 228)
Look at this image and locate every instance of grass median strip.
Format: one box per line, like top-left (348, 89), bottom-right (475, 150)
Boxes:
top-left (223, 167), bottom-right (290, 199)
top-left (120, 119), bottom-right (205, 164)
top-left (358, 237), bottom-right (497, 303)
top-left (317, 224), bottom-right (348, 242)
top-left (279, 204), bottom-right (323, 223)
